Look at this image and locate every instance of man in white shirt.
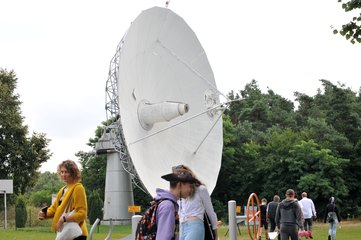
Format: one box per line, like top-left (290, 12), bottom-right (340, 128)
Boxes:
top-left (299, 192), bottom-right (316, 236)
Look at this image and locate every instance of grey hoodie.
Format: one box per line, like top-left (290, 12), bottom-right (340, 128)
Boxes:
top-left (275, 198), bottom-right (303, 229)
top-left (154, 188), bottom-right (179, 240)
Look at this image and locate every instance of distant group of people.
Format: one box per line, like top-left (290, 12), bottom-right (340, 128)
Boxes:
top-left (260, 189), bottom-right (341, 240)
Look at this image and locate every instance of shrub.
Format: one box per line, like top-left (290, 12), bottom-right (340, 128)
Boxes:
top-left (30, 190), bottom-right (53, 207)
top-left (15, 195), bottom-right (27, 228)
top-left (88, 190), bottom-right (103, 225)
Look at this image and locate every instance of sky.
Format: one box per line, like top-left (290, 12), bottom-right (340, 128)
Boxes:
top-left (1, 0), bottom-right (360, 173)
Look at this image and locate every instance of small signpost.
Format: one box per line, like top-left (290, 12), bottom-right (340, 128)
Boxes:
top-left (128, 206), bottom-right (141, 213)
top-left (0, 179), bottom-right (13, 229)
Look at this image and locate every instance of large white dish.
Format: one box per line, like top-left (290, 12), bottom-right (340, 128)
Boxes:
top-left (118, 7), bottom-right (223, 196)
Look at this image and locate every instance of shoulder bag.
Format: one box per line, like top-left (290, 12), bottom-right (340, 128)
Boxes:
top-left (55, 188), bottom-right (82, 240)
top-left (327, 204), bottom-right (336, 223)
top-left (204, 212), bottom-right (215, 240)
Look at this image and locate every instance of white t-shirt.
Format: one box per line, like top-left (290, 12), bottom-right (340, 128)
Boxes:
top-left (299, 197), bottom-right (316, 219)
top-left (178, 185), bottom-right (218, 229)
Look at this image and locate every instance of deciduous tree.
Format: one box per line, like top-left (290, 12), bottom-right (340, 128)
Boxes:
top-left (0, 69), bottom-right (51, 194)
top-left (334, 0), bottom-right (361, 44)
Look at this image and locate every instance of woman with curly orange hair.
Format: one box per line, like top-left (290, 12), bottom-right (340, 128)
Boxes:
top-left (38, 160), bottom-right (88, 240)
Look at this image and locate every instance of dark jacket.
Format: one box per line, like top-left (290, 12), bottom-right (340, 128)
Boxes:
top-left (275, 199), bottom-right (303, 229)
top-left (267, 201), bottom-right (279, 219)
top-left (261, 204), bottom-right (267, 221)
top-left (324, 203), bottom-right (341, 223)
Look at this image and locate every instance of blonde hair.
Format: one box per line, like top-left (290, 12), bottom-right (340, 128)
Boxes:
top-left (57, 160), bottom-right (81, 183)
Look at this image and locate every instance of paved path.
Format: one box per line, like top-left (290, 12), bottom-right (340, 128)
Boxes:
top-left (120, 234), bottom-right (132, 240)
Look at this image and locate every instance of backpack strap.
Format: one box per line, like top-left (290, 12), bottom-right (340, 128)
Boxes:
top-left (154, 198), bottom-right (178, 240)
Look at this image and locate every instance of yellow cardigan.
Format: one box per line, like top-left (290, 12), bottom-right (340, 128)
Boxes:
top-left (46, 182), bottom-right (88, 237)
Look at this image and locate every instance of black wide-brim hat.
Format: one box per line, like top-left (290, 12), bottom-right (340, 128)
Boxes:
top-left (161, 168), bottom-right (196, 183)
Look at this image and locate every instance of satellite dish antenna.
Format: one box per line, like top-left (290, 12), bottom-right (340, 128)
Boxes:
top-left (118, 6), bottom-right (225, 196)
top-left (97, 6), bottom-right (227, 223)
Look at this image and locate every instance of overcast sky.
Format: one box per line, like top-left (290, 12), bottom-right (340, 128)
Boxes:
top-left (1, 0), bottom-right (360, 173)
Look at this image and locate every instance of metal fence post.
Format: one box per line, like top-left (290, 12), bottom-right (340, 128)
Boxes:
top-left (228, 200), bottom-right (237, 240)
top-left (132, 215), bottom-right (142, 239)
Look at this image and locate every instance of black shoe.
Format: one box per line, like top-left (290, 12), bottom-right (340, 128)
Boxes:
top-left (328, 235), bottom-right (331, 240)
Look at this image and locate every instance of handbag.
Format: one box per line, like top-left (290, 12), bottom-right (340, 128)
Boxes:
top-left (327, 212), bottom-right (336, 223)
top-left (55, 190), bottom-right (82, 240)
top-left (327, 204), bottom-right (336, 223)
top-left (204, 212), bottom-right (215, 240)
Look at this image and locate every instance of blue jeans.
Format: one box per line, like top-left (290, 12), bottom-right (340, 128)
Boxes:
top-left (328, 221), bottom-right (338, 240)
top-left (180, 220), bottom-right (204, 240)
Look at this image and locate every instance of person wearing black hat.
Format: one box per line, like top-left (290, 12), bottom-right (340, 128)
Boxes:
top-left (275, 189), bottom-right (304, 240)
top-left (152, 168), bottom-right (195, 239)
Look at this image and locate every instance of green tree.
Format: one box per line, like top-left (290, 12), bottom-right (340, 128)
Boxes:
top-left (214, 81), bottom-right (297, 220)
top-left (77, 151), bottom-right (106, 195)
top-left (0, 69), bottom-right (52, 194)
top-left (334, 0), bottom-right (361, 44)
top-left (287, 140), bottom-right (349, 215)
top-left (28, 172), bottom-right (63, 207)
top-left (304, 118), bottom-right (353, 157)
top-left (15, 195), bottom-right (27, 228)
top-left (295, 79), bottom-right (361, 216)
top-left (212, 115), bottom-right (240, 220)
top-left (233, 80), bottom-right (295, 132)
top-left (261, 128), bottom-right (308, 198)
top-left (88, 190), bottom-right (103, 225)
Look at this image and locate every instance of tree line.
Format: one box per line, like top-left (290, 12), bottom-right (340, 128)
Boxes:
top-left (211, 79), bottom-right (361, 220)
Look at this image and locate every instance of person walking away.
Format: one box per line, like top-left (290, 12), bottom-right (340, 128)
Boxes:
top-left (261, 198), bottom-right (270, 240)
top-left (38, 160), bottom-right (88, 240)
top-left (324, 197), bottom-right (341, 240)
top-left (267, 195), bottom-right (280, 233)
top-left (275, 189), bottom-right (304, 240)
top-left (299, 192), bottom-right (316, 238)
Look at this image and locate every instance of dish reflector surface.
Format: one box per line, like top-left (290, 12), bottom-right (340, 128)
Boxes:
top-left (118, 7), bottom-right (223, 196)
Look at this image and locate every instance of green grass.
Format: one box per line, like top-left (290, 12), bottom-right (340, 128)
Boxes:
top-left (0, 221), bottom-right (360, 240)
top-left (217, 221), bottom-right (361, 240)
top-left (0, 224), bottom-right (131, 240)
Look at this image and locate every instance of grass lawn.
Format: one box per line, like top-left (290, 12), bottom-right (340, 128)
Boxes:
top-left (0, 220), bottom-right (360, 239)
top-left (0, 224), bottom-right (131, 240)
top-left (217, 220), bottom-right (361, 240)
